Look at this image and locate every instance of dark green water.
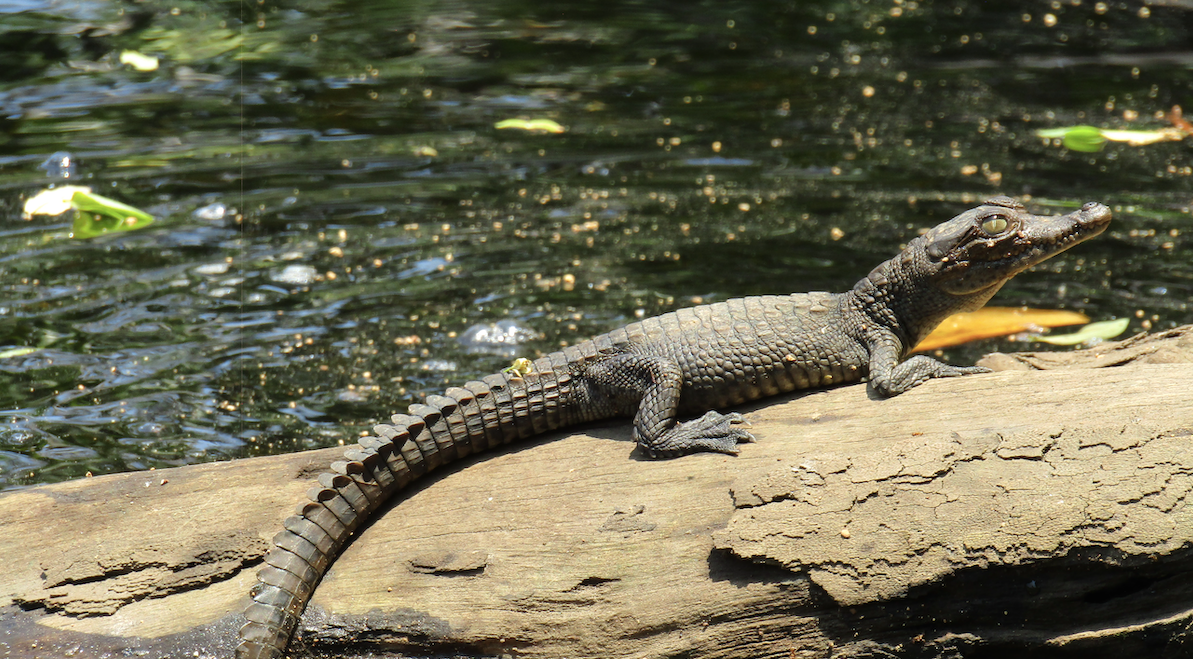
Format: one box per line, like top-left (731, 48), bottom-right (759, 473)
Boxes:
top-left (1, 0), bottom-right (1191, 489)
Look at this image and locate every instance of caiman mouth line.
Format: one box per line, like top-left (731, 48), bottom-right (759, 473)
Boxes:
top-left (1027, 211), bottom-right (1112, 259)
top-left (953, 209), bottom-right (1109, 272)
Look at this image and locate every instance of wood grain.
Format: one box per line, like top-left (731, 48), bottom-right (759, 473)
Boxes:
top-left (4, 328), bottom-right (1193, 658)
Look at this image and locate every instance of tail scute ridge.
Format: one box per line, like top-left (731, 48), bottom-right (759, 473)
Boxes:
top-left (272, 529), bottom-right (330, 573)
top-left (239, 359), bottom-right (575, 659)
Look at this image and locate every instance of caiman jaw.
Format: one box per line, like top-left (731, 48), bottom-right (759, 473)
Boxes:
top-left (1018, 200), bottom-right (1112, 253)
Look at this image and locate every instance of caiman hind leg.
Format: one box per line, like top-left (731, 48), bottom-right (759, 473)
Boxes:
top-left (586, 354), bottom-right (753, 458)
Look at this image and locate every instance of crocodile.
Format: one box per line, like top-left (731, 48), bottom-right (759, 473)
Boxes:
top-left (236, 196), bottom-right (1111, 658)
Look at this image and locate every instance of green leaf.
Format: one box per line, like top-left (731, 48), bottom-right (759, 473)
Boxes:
top-left (1032, 318), bottom-right (1130, 345)
top-left (1035, 125), bottom-right (1106, 152)
top-left (69, 191), bottom-right (155, 239)
top-left (0, 347), bottom-right (38, 359)
top-left (1064, 126), bottom-right (1106, 152)
top-left (1036, 125), bottom-right (1183, 150)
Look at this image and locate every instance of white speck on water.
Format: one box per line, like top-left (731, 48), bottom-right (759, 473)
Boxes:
top-left (194, 263), bottom-right (230, 276)
top-left (39, 151), bottom-right (77, 179)
top-left (193, 202), bottom-right (227, 221)
top-left (272, 264), bottom-right (317, 285)
top-left (459, 320), bottom-right (542, 356)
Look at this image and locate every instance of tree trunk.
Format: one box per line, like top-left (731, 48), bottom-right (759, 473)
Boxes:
top-left (4, 327), bottom-right (1193, 659)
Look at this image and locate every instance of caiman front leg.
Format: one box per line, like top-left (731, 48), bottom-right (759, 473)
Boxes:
top-left (586, 354), bottom-right (753, 458)
top-left (866, 334), bottom-right (990, 397)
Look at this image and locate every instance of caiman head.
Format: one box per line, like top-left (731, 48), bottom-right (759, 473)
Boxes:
top-left (854, 195), bottom-right (1112, 347)
top-left (918, 195), bottom-right (1112, 296)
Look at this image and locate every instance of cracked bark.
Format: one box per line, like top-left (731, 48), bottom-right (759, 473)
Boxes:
top-left (3, 327), bottom-right (1193, 659)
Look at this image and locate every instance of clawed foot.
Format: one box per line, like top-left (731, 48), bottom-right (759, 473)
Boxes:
top-left (642, 410), bottom-right (755, 459)
top-left (871, 356), bottom-right (993, 396)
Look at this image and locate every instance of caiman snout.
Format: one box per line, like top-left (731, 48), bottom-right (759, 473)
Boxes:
top-left (1077, 201), bottom-right (1112, 228)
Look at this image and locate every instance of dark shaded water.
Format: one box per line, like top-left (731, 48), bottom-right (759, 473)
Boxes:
top-left (1, 0), bottom-right (1191, 489)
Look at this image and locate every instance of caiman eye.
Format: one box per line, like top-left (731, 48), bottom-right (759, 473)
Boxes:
top-left (981, 215), bottom-right (1009, 234)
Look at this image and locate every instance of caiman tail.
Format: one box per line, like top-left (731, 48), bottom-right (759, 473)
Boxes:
top-left (236, 354), bottom-right (582, 659)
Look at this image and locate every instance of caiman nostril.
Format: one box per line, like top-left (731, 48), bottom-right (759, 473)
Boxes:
top-left (1079, 202), bottom-right (1112, 225)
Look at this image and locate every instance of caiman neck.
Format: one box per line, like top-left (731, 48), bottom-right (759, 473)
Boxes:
top-left (843, 247), bottom-right (1003, 355)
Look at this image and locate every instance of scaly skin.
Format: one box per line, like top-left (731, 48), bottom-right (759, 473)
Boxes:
top-left (236, 196), bottom-right (1111, 658)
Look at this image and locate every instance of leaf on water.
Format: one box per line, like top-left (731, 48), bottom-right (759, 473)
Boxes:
top-left (913, 307), bottom-right (1090, 352)
top-left (1034, 127), bottom-right (1087, 139)
top-left (1035, 125), bottom-right (1185, 151)
top-left (69, 191), bottom-right (155, 239)
top-left (1031, 318), bottom-right (1130, 346)
top-left (1098, 127), bottom-right (1186, 146)
top-left (141, 26), bottom-right (249, 63)
top-left (0, 347), bottom-right (38, 359)
top-left (1034, 125), bottom-right (1106, 152)
top-left (22, 185), bottom-right (93, 219)
top-left (119, 50), bottom-right (160, 71)
top-left (494, 119), bottom-right (566, 133)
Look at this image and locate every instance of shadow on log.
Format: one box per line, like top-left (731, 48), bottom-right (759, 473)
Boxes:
top-left (3, 327), bottom-right (1193, 658)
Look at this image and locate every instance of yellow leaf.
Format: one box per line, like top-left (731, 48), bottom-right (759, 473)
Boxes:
top-left (913, 307), bottom-right (1089, 352)
top-left (120, 50), bottom-right (160, 71)
top-left (502, 357), bottom-right (534, 376)
top-left (22, 185), bottom-right (92, 218)
top-left (1098, 127), bottom-right (1185, 146)
top-left (494, 118), bottom-right (566, 133)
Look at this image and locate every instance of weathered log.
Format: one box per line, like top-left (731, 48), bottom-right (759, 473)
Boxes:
top-left (3, 327), bottom-right (1193, 659)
